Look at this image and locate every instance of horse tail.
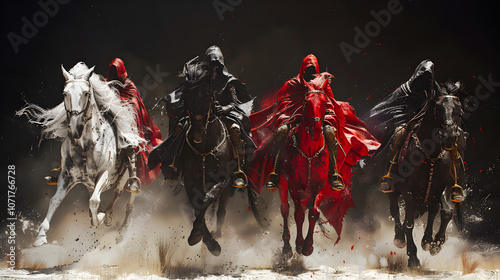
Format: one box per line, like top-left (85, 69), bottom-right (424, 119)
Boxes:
top-left (246, 184), bottom-right (269, 228)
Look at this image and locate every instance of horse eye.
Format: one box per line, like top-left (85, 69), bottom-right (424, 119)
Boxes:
top-left (84, 91), bottom-right (90, 95)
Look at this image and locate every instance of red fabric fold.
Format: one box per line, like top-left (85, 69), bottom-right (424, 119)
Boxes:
top-left (249, 54), bottom-right (380, 243)
top-left (108, 58), bottom-right (163, 186)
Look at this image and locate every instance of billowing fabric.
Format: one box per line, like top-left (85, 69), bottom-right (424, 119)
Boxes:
top-left (364, 59), bottom-right (435, 153)
top-left (153, 46), bottom-right (256, 176)
top-left (163, 46), bottom-right (253, 134)
top-left (107, 58), bottom-right (163, 186)
top-left (249, 54), bottom-right (380, 243)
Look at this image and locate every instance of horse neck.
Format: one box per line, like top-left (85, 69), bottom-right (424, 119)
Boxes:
top-left (295, 121), bottom-right (325, 157)
top-left (415, 103), bottom-right (442, 158)
top-left (76, 99), bottom-right (99, 147)
top-left (196, 117), bottom-right (225, 151)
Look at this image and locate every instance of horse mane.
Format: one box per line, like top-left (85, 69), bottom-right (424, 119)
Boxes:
top-left (436, 80), bottom-right (464, 97)
top-left (17, 62), bottom-right (144, 148)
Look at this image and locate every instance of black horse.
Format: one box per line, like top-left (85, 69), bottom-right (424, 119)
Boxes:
top-left (388, 81), bottom-right (467, 268)
top-left (157, 61), bottom-right (264, 256)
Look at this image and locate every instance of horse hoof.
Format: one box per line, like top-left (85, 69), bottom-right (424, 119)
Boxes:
top-left (33, 236), bottom-right (48, 247)
top-left (408, 257), bottom-right (421, 269)
top-left (205, 239), bottom-right (221, 256)
top-left (296, 245), bottom-right (303, 254)
top-left (188, 228), bottom-right (203, 246)
top-left (283, 244), bottom-right (293, 259)
top-left (394, 238), bottom-right (406, 249)
top-left (104, 214), bottom-right (113, 227)
top-left (430, 242), bottom-right (443, 256)
top-left (421, 237), bottom-right (432, 251)
top-left (302, 245), bottom-right (314, 256)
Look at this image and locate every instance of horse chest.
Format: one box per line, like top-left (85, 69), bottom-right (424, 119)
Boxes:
top-left (284, 148), bottom-right (329, 187)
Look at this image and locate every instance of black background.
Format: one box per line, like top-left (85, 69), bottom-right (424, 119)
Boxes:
top-left (1, 0), bottom-right (499, 243)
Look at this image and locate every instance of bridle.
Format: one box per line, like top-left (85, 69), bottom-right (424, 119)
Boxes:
top-left (186, 84), bottom-right (216, 140)
top-left (434, 95), bottom-right (461, 151)
top-left (64, 79), bottom-right (93, 125)
top-left (302, 89), bottom-right (326, 135)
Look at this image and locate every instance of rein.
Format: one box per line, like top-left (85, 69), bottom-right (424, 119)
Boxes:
top-left (64, 79), bottom-right (94, 123)
top-left (412, 134), bottom-right (447, 203)
top-left (185, 116), bottom-right (228, 188)
top-left (291, 125), bottom-right (326, 186)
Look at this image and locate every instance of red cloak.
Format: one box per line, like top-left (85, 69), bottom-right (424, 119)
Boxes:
top-left (107, 58), bottom-right (163, 186)
top-left (249, 54), bottom-right (380, 243)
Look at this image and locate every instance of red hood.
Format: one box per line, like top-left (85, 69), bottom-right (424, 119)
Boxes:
top-left (107, 58), bottom-right (128, 83)
top-left (298, 54), bottom-right (334, 92)
top-left (298, 54), bottom-right (320, 85)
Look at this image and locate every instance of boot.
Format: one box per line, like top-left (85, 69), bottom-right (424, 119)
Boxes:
top-left (265, 156), bottom-right (280, 190)
top-left (379, 125), bottom-right (407, 193)
top-left (229, 124), bottom-right (248, 188)
top-left (45, 167), bottom-right (61, 185)
top-left (265, 124), bottom-right (289, 190)
top-left (327, 144), bottom-right (344, 191)
top-left (324, 125), bottom-right (344, 191)
top-left (378, 150), bottom-right (398, 193)
top-left (125, 148), bottom-right (141, 193)
top-left (162, 124), bottom-right (184, 180)
top-left (450, 158), bottom-right (464, 203)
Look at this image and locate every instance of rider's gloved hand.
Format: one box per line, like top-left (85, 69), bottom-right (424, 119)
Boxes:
top-left (215, 104), bottom-right (233, 115)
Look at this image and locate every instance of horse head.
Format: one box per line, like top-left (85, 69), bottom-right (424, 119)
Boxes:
top-left (434, 81), bottom-right (464, 150)
top-left (61, 62), bottom-right (95, 140)
top-left (182, 60), bottom-right (214, 144)
top-left (303, 89), bottom-right (327, 142)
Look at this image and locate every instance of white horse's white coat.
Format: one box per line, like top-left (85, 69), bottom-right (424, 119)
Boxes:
top-left (18, 62), bottom-right (143, 247)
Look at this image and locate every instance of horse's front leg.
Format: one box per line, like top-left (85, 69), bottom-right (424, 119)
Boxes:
top-left (279, 175), bottom-right (292, 259)
top-left (422, 199), bottom-right (439, 251)
top-left (89, 171), bottom-right (109, 226)
top-left (389, 191), bottom-right (406, 248)
top-left (302, 188), bottom-right (321, 256)
top-left (430, 193), bottom-right (453, 256)
top-left (34, 171), bottom-right (74, 247)
top-left (103, 181), bottom-right (125, 227)
top-left (215, 186), bottom-right (231, 238)
top-left (403, 193), bottom-right (420, 268)
top-left (188, 181), bottom-right (225, 251)
top-left (293, 200), bottom-right (305, 254)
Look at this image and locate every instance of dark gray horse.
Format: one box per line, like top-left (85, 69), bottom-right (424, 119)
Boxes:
top-left (153, 61), bottom-right (265, 256)
top-left (388, 81), bottom-right (467, 268)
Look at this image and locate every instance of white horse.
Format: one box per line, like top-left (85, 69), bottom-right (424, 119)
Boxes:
top-left (18, 62), bottom-right (144, 247)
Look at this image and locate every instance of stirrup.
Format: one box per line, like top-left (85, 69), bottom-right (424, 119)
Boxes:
top-left (126, 176), bottom-right (141, 193)
top-left (45, 167), bottom-right (61, 186)
top-left (265, 171), bottom-right (279, 190)
top-left (450, 184), bottom-right (464, 203)
top-left (330, 171), bottom-right (344, 191)
top-left (233, 170), bottom-right (248, 188)
top-left (378, 172), bottom-right (394, 193)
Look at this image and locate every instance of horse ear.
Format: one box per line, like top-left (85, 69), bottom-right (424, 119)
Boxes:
top-left (81, 66), bottom-right (95, 81)
top-left (61, 64), bottom-right (73, 81)
top-left (455, 81), bottom-right (462, 90)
